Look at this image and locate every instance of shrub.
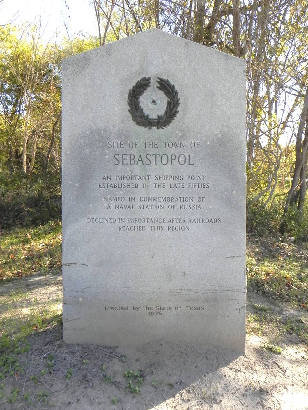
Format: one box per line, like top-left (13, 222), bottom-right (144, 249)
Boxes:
top-left (282, 204), bottom-right (308, 242)
top-left (247, 200), bottom-right (282, 236)
top-left (0, 172), bottom-right (61, 229)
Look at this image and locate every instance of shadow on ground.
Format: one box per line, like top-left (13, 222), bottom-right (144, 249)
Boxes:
top-left (0, 273), bottom-right (307, 409)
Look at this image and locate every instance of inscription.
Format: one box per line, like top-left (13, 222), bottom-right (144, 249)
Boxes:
top-left (86, 216), bottom-right (222, 232)
top-left (106, 139), bottom-right (200, 167)
top-left (85, 139), bottom-right (223, 233)
top-left (99, 174), bottom-right (210, 189)
top-left (113, 153), bottom-right (194, 166)
top-left (104, 305), bottom-right (207, 316)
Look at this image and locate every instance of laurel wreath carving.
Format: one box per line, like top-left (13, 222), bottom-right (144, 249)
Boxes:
top-left (128, 77), bottom-right (180, 129)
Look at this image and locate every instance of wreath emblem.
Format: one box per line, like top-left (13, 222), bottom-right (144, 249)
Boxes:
top-left (128, 77), bottom-right (180, 129)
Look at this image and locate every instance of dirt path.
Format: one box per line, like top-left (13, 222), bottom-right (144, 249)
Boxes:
top-left (0, 273), bottom-right (307, 409)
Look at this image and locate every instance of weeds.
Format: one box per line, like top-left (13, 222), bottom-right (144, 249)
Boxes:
top-left (0, 335), bottom-right (28, 379)
top-left (0, 220), bottom-right (62, 281)
top-left (66, 368), bottom-right (73, 380)
top-left (247, 237), bottom-right (308, 309)
top-left (252, 304), bottom-right (272, 313)
top-left (101, 365), bottom-right (114, 384)
top-left (30, 375), bottom-right (39, 384)
top-left (8, 388), bottom-right (19, 403)
top-left (0, 222), bottom-right (307, 408)
top-left (46, 353), bottom-right (55, 371)
top-left (103, 374), bottom-right (113, 384)
top-left (263, 343), bottom-right (282, 354)
top-left (36, 391), bottom-right (49, 404)
top-left (247, 306), bottom-right (308, 347)
top-left (124, 370), bottom-right (144, 394)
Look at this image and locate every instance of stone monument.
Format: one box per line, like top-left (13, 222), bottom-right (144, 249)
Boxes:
top-left (62, 29), bottom-right (246, 353)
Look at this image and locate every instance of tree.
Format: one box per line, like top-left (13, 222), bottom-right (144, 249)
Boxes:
top-left (1, 2), bottom-right (307, 232)
top-left (284, 86), bottom-right (308, 215)
top-left (0, 25), bottom-right (61, 176)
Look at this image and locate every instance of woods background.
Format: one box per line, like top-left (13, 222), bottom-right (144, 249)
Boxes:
top-left (0, 0), bottom-right (307, 239)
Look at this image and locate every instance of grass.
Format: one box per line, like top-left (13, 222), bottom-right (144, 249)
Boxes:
top-left (0, 221), bottom-right (307, 407)
top-left (0, 222), bottom-right (307, 348)
top-left (246, 303), bottom-right (308, 346)
top-left (0, 290), bottom-right (62, 340)
top-left (1, 221), bottom-right (307, 308)
top-left (0, 220), bottom-right (61, 281)
top-left (262, 343), bottom-right (282, 354)
top-left (0, 335), bottom-right (29, 380)
top-left (0, 308), bottom-right (62, 381)
top-left (247, 236), bottom-right (308, 309)
top-left (0, 221), bottom-right (62, 391)
top-left (0, 229), bottom-right (63, 392)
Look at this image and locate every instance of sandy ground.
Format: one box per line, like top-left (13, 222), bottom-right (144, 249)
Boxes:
top-left (0, 273), bottom-right (307, 410)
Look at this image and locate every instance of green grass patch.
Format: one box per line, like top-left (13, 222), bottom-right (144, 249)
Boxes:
top-left (0, 310), bottom-right (62, 381)
top-left (251, 303), bottom-right (272, 313)
top-left (247, 307), bottom-right (308, 346)
top-left (0, 228), bottom-right (63, 387)
top-left (246, 310), bottom-right (280, 338)
top-left (0, 297), bottom-right (62, 339)
top-left (0, 220), bottom-right (62, 281)
top-left (262, 343), bottom-right (282, 354)
top-left (0, 335), bottom-right (29, 380)
top-left (247, 238), bottom-right (308, 309)
top-left (282, 316), bottom-right (308, 345)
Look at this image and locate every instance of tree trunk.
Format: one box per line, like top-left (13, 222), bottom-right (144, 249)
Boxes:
top-left (45, 115), bottom-right (60, 172)
top-left (22, 129), bottom-right (29, 174)
top-left (298, 121), bottom-right (308, 214)
top-left (29, 131), bottom-right (38, 174)
top-left (94, 0), bottom-right (102, 46)
top-left (184, 0), bottom-right (194, 39)
top-left (284, 87), bottom-right (308, 213)
top-left (203, 0), bottom-right (222, 46)
top-left (247, 0), bottom-right (269, 167)
top-left (232, 0), bottom-right (241, 56)
top-left (193, 0), bottom-right (205, 43)
top-left (154, 0), bottom-right (160, 28)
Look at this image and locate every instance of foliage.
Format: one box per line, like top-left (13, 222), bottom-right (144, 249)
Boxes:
top-left (262, 343), bottom-right (282, 354)
top-left (0, 223), bottom-right (307, 406)
top-left (0, 25), bottom-right (61, 175)
top-left (247, 201), bottom-right (281, 236)
top-left (94, 0), bottom-right (308, 230)
top-left (247, 196), bottom-right (308, 240)
top-left (0, 220), bottom-right (61, 281)
top-left (124, 369), bottom-right (144, 394)
top-left (1, 2), bottom-right (308, 232)
top-left (0, 335), bottom-right (29, 380)
top-left (247, 305), bottom-right (308, 346)
top-left (281, 203), bottom-right (308, 241)
top-left (0, 27), bottom-right (100, 229)
top-left (0, 171), bottom-right (61, 229)
top-left (247, 236), bottom-right (308, 308)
